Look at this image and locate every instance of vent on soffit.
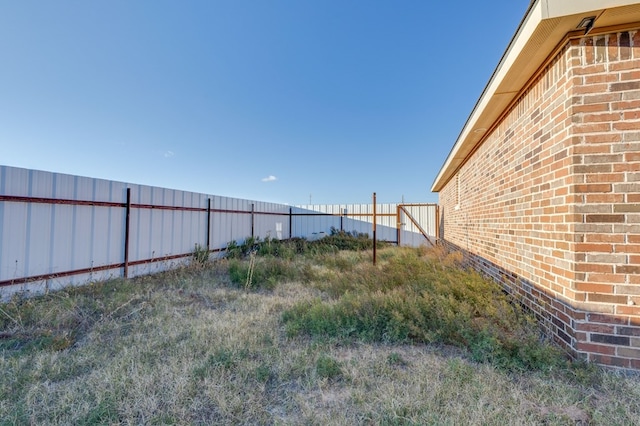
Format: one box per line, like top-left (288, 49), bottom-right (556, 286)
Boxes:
top-left (577, 16), bottom-right (596, 35)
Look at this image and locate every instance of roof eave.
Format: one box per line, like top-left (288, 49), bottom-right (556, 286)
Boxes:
top-left (430, 0), bottom-right (640, 193)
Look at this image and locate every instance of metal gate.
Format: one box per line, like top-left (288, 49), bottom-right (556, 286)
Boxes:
top-left (293, 202), bottom-right (439, 248)
top-left (396, 203), bottom-right (439, 247)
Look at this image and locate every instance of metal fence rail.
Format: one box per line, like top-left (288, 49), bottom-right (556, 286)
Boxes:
top-left (0, 165), bottom-right (437, 301)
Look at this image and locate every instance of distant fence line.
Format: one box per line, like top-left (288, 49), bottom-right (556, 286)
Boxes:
top-left (0, 165), bottom-right (437, 301)
top-left (294, 203), bottom-right (439, 247)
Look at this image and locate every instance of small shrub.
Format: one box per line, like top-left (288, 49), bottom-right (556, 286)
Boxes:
top-left (225, 236), bottom-right (260, 259)
top-left (225, 240), bottom-right (243, 259)
top-left (224, 231), bottom-right (383, 262)
top-left (254, 364), bottom-right (272, 383)
top-left (192, 348), bottom-right (249, 380)
top-left (292, 237), bottom-right (308, 254)
top-left (208, 347), bottom-right (245, 369)
top-left (315, 354), bottom-right (343, 381)
top-left (78, 395), bottom-right (119, 426)
top-left (192, 243), bottom-right (210, 266)
top-left (257, 236), bottom-right (293, 258)
top-left (387, 352), bottom-right (408, 367)
top-left (318, 227), bottom-right (376, 251)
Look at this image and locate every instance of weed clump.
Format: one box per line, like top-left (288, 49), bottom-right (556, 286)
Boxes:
top-left (225, 228), bottom-right (385, 262)
top-left (315, 354), bottom-right (344, 381)
top-left (223, 230), bottom-right (381, 291)
top-left (225, 236), bottom-right (260, 259)
top-left (192, 243), bottom-right (210, 266)
top-left (228, 257), bottom-right (303, 290)
top-left (282, 247), bottom-right (568, 372)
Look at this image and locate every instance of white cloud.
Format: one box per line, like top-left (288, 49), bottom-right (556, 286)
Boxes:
top-left (261, 175), bottom-right (277, 182)
top-left (163, 150), bottom-right (174, 158)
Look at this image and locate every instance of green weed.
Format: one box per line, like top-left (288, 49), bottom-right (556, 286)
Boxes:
top-left (78, 395), bottom-right (119, 425)
top-left (387, 352), bottom-right (408, 367)
top-left (225, 236), bottom-right (260, 259)
top-left (192, 243), bottom-right (210, 266)
top-left (254, 364), bottom-right (272, 383)
top-left (226, 230), bottom-right (385, 262)
top-left (315, 354), bottom-right (343, 381)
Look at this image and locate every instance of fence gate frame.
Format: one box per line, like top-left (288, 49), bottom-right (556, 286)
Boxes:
top-left (395, 203), bottom-right (439, 247)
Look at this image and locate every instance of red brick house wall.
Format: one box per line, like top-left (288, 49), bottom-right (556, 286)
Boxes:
top-left (439, 30), bottom-right (640, 368)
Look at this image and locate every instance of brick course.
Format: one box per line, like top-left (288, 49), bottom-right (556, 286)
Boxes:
top-left (439, 31), bottom-right (640, 369)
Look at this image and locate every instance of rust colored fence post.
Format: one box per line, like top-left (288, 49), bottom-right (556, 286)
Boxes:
top-left (251, 203), bottom-right (255, 239)
top-left (373, 193), bottom-right (377, 265)
top-left (289, 207), bottom-right (292, 239)
top-left (124, 188), bottom-right (131, 278)
top-left (206, 198), bottom-right (211, 251)
top-left (396, 204), bottom-right (401, 247)
top-left (436, 204), bottom-right (440, 242)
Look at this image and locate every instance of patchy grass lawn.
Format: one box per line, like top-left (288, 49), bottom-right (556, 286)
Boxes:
top-left (1, 237), bottom-right (639, 425)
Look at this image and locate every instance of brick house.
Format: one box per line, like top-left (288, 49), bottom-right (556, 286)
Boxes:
top-left (431, 0), bottom-right (640, 369)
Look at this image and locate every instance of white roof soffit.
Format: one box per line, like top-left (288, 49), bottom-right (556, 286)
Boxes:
top-left (430, 0), bottom-right (640, 193)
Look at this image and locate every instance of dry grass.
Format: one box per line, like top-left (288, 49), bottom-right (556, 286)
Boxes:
top-left (1, 246), bottom-right (640, 425)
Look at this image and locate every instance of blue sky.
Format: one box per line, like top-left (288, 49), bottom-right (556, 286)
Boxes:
top-left (1, 1), bottom-right (528, 205)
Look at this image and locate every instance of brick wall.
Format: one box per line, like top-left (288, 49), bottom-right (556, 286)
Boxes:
top-left (439, 30), bottom-right (640, 369)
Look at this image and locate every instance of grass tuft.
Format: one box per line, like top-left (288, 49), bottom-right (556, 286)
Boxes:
top-left (315, 354), bottom-right (344, 381)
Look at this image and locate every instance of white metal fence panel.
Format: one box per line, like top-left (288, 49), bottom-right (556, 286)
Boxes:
top-left (0, 168), bottom-right (131, 299)
top-left (253, 201), bottom-right (289, 242)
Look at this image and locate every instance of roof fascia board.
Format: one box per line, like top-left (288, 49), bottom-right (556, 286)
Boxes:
top-left (544, 0), bottom-right (639, 18)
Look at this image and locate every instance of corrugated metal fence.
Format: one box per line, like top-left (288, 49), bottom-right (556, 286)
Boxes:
top-left (0, 165), bottom-right (437, 301)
